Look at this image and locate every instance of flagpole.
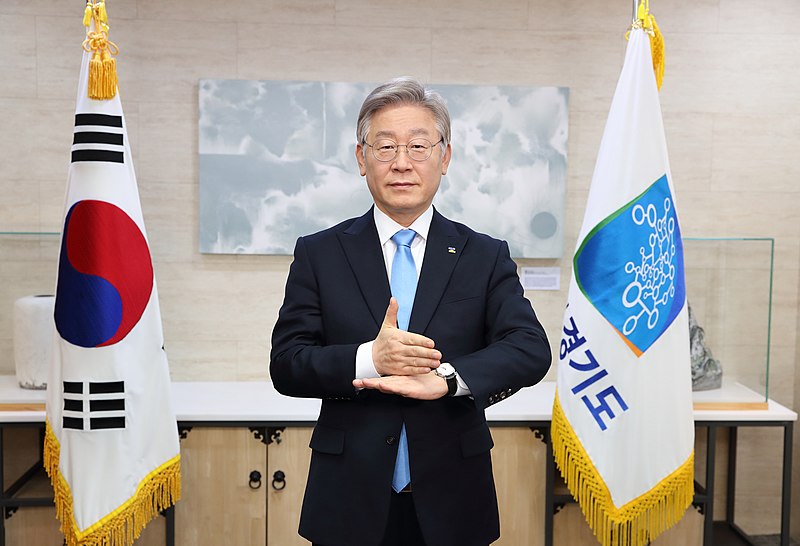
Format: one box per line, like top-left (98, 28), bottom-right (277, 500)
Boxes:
top-left (632, 0), bottom-right (638, 21)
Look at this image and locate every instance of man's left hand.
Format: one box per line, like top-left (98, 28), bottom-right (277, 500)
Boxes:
top-left (353, 372), bottom-right (448, 400)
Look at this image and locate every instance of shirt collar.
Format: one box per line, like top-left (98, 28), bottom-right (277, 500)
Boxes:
top-left (373, 205), bottom-right (433, 246)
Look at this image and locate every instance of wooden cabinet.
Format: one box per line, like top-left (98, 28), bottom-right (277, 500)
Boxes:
top-left (173, 425), bottom-right (557, 545)
top-left (173, 425), bottom-right (554, 546)
top-left (0, 421), bottom-right (785, 546)
top-left (491, 427), bottom-right (548, 545)
top-left (176, 427), bottom-right (267, 546)
top-left (160, 425), bottom-right (312, 546)
top-left (1, 425), bottom-right (700, 546)
top-left (171, 425), bottom-right (701, 546)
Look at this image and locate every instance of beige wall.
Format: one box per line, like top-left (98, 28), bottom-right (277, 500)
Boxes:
top-left (1, 0), bottom-right (799, 538)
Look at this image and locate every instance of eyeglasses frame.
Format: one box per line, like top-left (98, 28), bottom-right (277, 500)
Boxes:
top-left (363, 137), bottom-right (445, 162)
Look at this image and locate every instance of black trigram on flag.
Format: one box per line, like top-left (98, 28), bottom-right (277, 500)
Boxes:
top-left (62, 381), bottom-right (126, 430)
top-left (71, 113), bottom-right (124, 164)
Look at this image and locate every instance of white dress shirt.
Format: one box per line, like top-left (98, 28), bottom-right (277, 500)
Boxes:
top-left (354, 206), bottom-right (470, 396)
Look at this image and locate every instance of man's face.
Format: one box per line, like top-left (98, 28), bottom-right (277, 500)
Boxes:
top-left (356, 104), bottom-right (451, 226)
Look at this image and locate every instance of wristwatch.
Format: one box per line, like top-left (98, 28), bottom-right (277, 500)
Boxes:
top-left (433, 363), bottom-right (457, 397)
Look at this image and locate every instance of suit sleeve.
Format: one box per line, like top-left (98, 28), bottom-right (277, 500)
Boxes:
top-left (269, 237), bottom-right (360, 399)
top-left (451, 240), bottom-right (552, 410)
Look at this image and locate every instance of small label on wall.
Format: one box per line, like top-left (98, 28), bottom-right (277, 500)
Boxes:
top-left (520, 267), bottom-right (560, 291)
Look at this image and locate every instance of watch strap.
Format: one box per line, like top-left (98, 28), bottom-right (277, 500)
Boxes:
top-left (444, 374), bottom-right (457, 397)
top-left (434, 365), bottom-right (458, 397)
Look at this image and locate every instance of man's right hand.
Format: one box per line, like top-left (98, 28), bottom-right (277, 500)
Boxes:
top-left (372, 298), bottom-right (441, 376)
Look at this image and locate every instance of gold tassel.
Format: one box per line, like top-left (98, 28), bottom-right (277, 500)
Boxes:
top-left (82, 1), bottom-right (93, 27)
top-left (82, 1), bottom-right (119, 100)
top-left (88, 50), bottom-right (104, 98)
top-left (97, 1), bottom-right (108, 25)
top-left (649, 16), bottom-right (665, 90)
top-left (101, 49), bottom-right (118, 98)
top-left (629, 0), bottom-right (666, 91)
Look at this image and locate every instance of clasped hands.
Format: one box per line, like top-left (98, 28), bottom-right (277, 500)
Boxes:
top-left (352, 298), bottom-right (449, 400)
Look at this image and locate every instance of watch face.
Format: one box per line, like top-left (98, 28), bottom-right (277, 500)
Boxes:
top-left (436, 363), bottom-right (455, 378)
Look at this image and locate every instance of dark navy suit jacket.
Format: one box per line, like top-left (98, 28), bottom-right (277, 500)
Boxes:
top-left (270, 207), bottom-right (552, 546)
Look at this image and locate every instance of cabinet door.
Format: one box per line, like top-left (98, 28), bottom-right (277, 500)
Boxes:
top-left (490, 426), bottom-right (547, 546)
top-left (266, 427), bottom-right (313, 546)
top-left (177, 427), bottom-right (267, 546)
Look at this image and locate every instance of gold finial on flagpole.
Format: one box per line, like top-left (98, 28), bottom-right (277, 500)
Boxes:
top-left (628, 0), bottom-right (664, 90)
top-left (82, 0), bottom-right (119, 100)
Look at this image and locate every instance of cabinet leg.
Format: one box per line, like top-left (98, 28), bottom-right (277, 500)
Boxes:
top-left (545, 426), bottom-right (553, 546)
top-left (726, 427), bottom-right (737, 525)
top-left (165, 505), bottom-right (175, 546)
top-left (0, 427), bottom-right (4, 546)
top-left (703, 425), bottom-right (716, 546)
top-left (780, 423), bottom-right (792, 546)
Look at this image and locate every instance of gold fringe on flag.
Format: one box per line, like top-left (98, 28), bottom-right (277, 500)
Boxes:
top-left (628, 0), bottom-right (665, 90)
top-left (551, 394), bottom-right (694, 546)
top-left (82, 1), bottom-right (119, 100)
top-left (44, 420), bottom-right (181, 546)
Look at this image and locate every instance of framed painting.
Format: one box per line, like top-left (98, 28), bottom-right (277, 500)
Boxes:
top-left (199, 79), bottom-right (569, 258)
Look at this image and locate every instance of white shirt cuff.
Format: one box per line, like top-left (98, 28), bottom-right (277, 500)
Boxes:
top-left (355, 341), bottom-right (381, 379)
top-left (454, 370), bottom-right (471, 397)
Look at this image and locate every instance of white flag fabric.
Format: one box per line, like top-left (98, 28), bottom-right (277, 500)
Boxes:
top-left (551, 27), bottom-right (694, 546)
top-left (44, 14), bottom-right (180, 546)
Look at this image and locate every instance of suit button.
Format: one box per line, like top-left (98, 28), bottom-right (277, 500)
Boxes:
top-left (385, 435), bottom-right (396, 445)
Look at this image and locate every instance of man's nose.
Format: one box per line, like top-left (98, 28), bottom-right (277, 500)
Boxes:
top-left (392, 147), bottom-right (413, 170)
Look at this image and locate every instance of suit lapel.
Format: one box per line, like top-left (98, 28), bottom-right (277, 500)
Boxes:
top-left (410, 210), bottom-right (467, 334)
top-left (337, 208), bottom-right (391, 328)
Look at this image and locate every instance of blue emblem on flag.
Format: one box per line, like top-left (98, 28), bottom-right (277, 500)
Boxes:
top-left (574, 174), bottom-right (685, 356)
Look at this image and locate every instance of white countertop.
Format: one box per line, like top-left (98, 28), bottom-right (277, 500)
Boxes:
top-left (0, 375), bottom-right (795, 424)
top-left (172, 380), bottom-right (559, 422)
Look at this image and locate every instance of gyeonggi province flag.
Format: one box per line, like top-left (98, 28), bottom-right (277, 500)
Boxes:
top-left (550, 9), bottom-right (694, 546)
top-left (44, 3), bottom-right (180, 545)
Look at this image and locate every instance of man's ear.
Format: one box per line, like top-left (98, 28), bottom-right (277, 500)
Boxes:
top-left (355, 143), bottom-right (367, 176)
top-left (441, 143), bottom-right (452, 176)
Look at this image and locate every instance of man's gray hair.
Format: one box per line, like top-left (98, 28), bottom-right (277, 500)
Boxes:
top-left (356, 77), bottom-right (451, 152)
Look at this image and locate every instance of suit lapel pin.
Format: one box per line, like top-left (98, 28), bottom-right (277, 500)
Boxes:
top-left (447, 246), bottom-right (456, 254)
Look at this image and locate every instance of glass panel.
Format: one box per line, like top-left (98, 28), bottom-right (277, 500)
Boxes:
top-left (683, 237), bottom-right (773, 407)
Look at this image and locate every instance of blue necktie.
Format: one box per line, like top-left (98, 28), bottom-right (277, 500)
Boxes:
top-left (390, 229), bottom-right (417, 492)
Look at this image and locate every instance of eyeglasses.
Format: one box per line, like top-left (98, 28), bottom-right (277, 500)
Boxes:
top-left (364, 138), bottom-right (443, 162)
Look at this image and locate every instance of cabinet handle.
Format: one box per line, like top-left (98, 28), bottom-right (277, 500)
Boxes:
top-left (248, 470), bottom-right (262, 489)
top-left (272, 470), bottom-right (286, 491)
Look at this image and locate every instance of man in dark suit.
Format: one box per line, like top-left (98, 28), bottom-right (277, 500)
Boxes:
top-left (270, 77), bottom-right (552, 546)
